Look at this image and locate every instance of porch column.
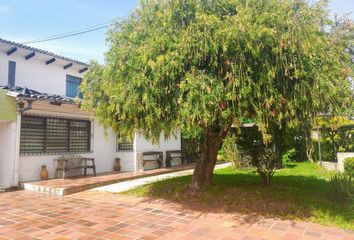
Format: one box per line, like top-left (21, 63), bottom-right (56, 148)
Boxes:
top-left (13, 113), bottom-right (21, 186)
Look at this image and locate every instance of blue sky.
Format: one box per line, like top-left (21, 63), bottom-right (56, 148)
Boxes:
top-left (0, 0), bottom-right (352, 63)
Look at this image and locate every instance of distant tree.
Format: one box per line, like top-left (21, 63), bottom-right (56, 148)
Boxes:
top-left (81, 0), bottom-right (353, 191)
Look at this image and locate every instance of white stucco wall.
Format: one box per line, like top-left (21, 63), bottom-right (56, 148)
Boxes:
top-left (320, 161), bottom-right (337, 172)
top-left (90, 120), bottom-right (117, 173)
top-left (0, 121), bottom-right (17, 188)
top-left (116, 132), bottom-right (181, 172)
top-left (320, 153), bottom-right (354, 173)
top-left (0, 111), bottom-right (182, 185)
top-left (337, 152), bottom-right (354, 172)
top-left (17, 126), bottom-right (181, 182)
top-left (0, 49), bottom-right (84, 95)
top-left (0, 45), bottom-right (182, 186)
top-left (17, 117), bottom-right (122, 183)
top-left (116, 152), bottom-right (135, 172)
top-left (135, 132), bottom-right (181, 153)
top-left (135, 131), bottom-right (181, 168)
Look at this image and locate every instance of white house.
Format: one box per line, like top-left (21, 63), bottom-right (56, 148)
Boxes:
top-left (0, 38), bottom-right (181, 190)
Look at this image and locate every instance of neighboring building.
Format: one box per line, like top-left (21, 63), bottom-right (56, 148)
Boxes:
top-left (0, 38), bottom-right (181, 189)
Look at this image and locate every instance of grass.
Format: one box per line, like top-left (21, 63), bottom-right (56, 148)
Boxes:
top-left (124, 162), bottom-right (354, 230)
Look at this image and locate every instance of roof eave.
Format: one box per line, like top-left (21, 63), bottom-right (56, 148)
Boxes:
top-left (0, 38), bottom-right (89, 68)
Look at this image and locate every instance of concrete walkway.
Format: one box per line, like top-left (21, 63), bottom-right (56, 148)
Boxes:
top-left (92, 163), bottom-right (232, 193)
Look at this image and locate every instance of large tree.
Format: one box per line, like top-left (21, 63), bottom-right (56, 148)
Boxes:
top-left (81, 0), bottom-right (353, 190)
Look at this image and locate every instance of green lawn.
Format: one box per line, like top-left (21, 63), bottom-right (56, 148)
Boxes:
top-left (125, 162), bottom-right (354, 230)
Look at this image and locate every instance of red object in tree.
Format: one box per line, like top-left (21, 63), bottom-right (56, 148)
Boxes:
top-left (226, 59), bottom-right (231, 66)
top-left (219, 101), bottom-right (227, 111)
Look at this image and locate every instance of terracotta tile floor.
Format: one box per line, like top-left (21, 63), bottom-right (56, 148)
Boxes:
top-left (23, 164), bottom-right (196, 195)
top-left (0, 190), bottom-right (353, 240)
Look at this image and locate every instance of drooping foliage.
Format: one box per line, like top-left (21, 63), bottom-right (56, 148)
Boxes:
top-left (81, 0), bottom-right (353, 189)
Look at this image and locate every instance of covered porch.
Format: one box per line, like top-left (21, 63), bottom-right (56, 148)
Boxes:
top-left (23, 163), bottom-right (195, 196)
top-left (0, 86), bottom-right (184, 191)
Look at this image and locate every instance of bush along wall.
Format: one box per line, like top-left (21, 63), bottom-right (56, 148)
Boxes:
top-left (313, 127), bottom-right (354, 162)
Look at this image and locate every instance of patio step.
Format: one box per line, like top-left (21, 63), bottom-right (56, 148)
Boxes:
top-left (22, 164), bottom-right (197, 196)
top-left (23, 183), bottom-right (66, 195)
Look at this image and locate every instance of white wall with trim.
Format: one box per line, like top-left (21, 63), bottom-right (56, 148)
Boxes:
top-left (0, 42), bottom-right (181, 188)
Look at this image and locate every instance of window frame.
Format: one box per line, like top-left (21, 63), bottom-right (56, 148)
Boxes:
top-left (116, 136), bottom-right (134, 152)
top-left (20, 114), bottom-right (91, 156)
top-left (8, 61), bottom-right (16, 88)
top-left (66, 75), bottom-right (82, 98)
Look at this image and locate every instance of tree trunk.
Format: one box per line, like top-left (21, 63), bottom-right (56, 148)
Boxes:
top-left (265, 173), bottom-right (271, 185)
top-left (190, 130), bottom-right (223, 191)
top-left (305, 136), bottom-right (314, 162)
top-left (274, 141), bottom-right (283, 169)
top-left (273, 124), bottom-right (285, 169)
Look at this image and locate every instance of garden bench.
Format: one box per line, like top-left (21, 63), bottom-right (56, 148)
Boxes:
top-left (166, 150), bottom-right (184, 167)
top-left (141, 151), bottom-right (163, 169)
top-left (54, 155), bottom-right (96, 179)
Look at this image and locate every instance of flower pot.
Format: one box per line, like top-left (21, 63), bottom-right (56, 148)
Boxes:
top-left (40, 165), bottom-right (49, 180)
top-left (114, 158), bottom-right (121, 172)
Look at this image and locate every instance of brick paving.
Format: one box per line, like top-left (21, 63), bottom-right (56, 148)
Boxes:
top-left (0, 191), bottom-right (353, 240)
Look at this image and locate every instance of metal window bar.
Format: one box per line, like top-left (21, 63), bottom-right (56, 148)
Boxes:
top-left (20, 115), bottom-right (91, 155)
top-left (116, 136), bottom-right (133, 152)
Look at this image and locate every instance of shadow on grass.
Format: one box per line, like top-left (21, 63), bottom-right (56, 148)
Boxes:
top-left (125, 165), bottom-right (354, 229)
top-left (280, 162), bottom-right (297, 169)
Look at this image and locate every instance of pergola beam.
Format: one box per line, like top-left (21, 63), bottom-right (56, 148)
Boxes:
top-left (63, 63), bottom-right (73, 69)
top-left (46, 58), bottom-right (56, 65)
top-left (7, 47), bottom-right (17, 56)
top-left (79, 67), bottom-right (88, 74)
top-left (25, 52), bottom-right (35, 60)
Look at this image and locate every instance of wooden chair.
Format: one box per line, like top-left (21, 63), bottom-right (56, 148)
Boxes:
top-left (166, 150), bottom-right (184, 167)
top-left (140, 151), bottom-right (163, 170)
top-left (54, 155), bottom-right (96, 179)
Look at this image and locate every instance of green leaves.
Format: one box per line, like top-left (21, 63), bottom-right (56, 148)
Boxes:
top-left (81, 0), bottom-right (353, 144)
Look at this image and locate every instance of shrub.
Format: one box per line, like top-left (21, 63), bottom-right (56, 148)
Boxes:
top-left (344, 157), bottom-right (354, 176)
top-left (236, 127), bottom-right (278, 184)
top-left (328, 173), bottom-right (354, 203)
top-left (312, 128), bottom-right (354, 163)
top-left (219, 133), bottom-right (237, 161)
top-left (219, 133), bottom-right (250, 168)
top-left (281, 126), bottom-right (308, 162)
top-left (282, 148), bottom-right (296, 163)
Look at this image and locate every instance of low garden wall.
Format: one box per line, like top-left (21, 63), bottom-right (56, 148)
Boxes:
top-left (320, 161), bottom-right (337, 171)
top-left (320, 152), bottom-right (354, 172)
top-left (337, 152), bottom-right (354, 172)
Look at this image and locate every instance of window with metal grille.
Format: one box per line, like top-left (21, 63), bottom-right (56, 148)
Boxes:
top-left (20, 115), bottom-right (91, 155)
top-left (116, 136), bottom-right (133, 152)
